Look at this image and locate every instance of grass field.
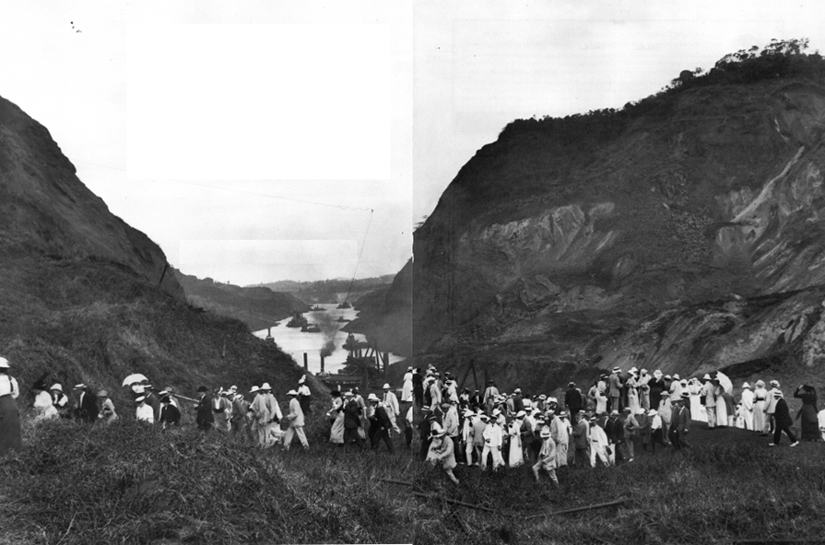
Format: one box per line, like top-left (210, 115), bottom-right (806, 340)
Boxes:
top-left (2, 409), bottom-right (824, 545)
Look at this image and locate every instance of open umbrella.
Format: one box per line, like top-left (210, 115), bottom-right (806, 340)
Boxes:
top-left (122, 373), bottom-right (148, 387)
top-left (715, 371), bottom-right (733, 394)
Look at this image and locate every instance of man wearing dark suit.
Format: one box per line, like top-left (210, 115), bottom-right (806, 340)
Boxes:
top-left (668, 393), bottom-right (691, 450)
top-left (564, 382), bottom-right (583, 422)
top-left (159, 394), bottom-right (181, 428)
top-left (770, 391), bottom-right (799, 447)
top-left (143, 385), bottom-right (161, 422)
top-left (73, 384), bottom-right (98, 423)
top-left (195, 386), bottom-right (214, 431)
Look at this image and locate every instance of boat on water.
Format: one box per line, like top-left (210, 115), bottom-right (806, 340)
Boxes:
top-left (336, 301), bottom-right (352, 309)
top-left (301, 324), bottom-right (321, 333)
top-left (286, 312), bottom-right (309, 328)
top-left (310, 305), bottom-right (326, 311)
top-left (336, 317), bottom-right (351, 323)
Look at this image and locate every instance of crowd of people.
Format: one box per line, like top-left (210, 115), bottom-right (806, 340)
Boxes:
top-left (322, 365), bottom-right (825, 485)
top-left (2, 354), bottom-right (824, 488)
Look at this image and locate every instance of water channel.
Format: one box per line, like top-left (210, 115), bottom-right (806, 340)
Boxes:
top-left (252, 303), bottom-right (404, 375)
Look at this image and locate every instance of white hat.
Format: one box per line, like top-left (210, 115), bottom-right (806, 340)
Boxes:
top-left (0, 357), bottom-right (9, 369)
top-left (286, 389), bottom-right (299, 396)
top-left (703, 374), bottom-right (712, 380)
top-left (770, 380), bottom-right (780, 387)
top-left (50, 383), bottom-right (63, 392)
top-left (516, 410), bottom-right (526, 418)
top-left (636, 408), bottom-right (646, 415)
top-left (540, 428), bottom-right (551, 438)
top-left (480, 414), bottom-right (490, 421)
top-left (673, 374), bottom-right (680, 380)
top-left (260, 383), bottom-right (272, 391)
top-left (368, 393), bottom-right (379, 402)
top-left (742, 382), bottom-right (751, 389)
top-left (648, 409), bottom-right (657, 416)
top-left (612, 367), bottom-right (621, 373)
top-left (135, 396), bottom-right (146, 403)
top-left (298, 375), bottom-right (306, 384)
top-left (383, 383), bottom-right (391, 389)
top-left (74, 383), bottom-right (86, 390)
top-left (492, 409), bottom-right (501, 417)
top-left (514, 388), bottom-right (522, 393)
top-left (250, 385), bottom-right (259, 393)
top-left (630, 367), bottom-right (638, 373)
top-left (654, 370), bottom-right (663, 378)
top-left (432, 428), bottom-right (447, 437)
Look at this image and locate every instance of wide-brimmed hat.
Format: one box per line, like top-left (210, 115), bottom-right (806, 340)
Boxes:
top-left (383, 383), bottom-right (391, 389)
top-left (540, 428), bottom-right (551, 438)
top-left (612, 367), bottom-right (620, 373)
top-left (480, 414), bottom-right (490, 421)
top-left (514, 388), bottom-right (522, 394)
top-left (492, 409), bottom-right (501, 417)
top-left (287, 389), bottom-right (299, 396)
top-left (250, 385), bottom-right (259, 393)
top-left (636, 408), bottom-right (646, 415)
top-left (260, 383), bottom-right (272, 391)
top-left (74, 383), bottom-right (86, 390)
top-left (343, 391), bottom-right (354, 398)
top-left (648, 409), bottom-right (658, 416)
top-left (610, 410), bottom-right (619, 416)
top-left (0, 357), bottom-right (9, 369)
top-left (432, 428), bottom-right (447, 438)
top-left (742, 382), bottom-right (751, 389)
top-left (538, 394), bottom-right (547, 400)
top-left (50, 383), bottom-right (63, 392)
top-left (135, 396), bottom-right (146, 403)
top-left (368, 393), bottom-right (379, 402)
top-left (755, 380), bottom-right (765, 388)
top-left (770, 380), bottom-right (780, 387)
top-left (516, 410), bottom-right (526, 418)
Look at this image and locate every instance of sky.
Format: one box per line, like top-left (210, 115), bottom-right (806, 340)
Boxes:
top-left (1, 1), bottom-right (823, 285)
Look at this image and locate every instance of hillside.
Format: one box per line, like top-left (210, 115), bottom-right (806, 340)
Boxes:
top-left (345, 259), bottom-right (412, 357)
top-left (393, 41), bottom-right (825, 392)
top-left (0, 93), bottom-right (318, 415)
top-left (173, 268), bottom-right (309, 332)
top-left (257, 274), bottom-right (395, 305)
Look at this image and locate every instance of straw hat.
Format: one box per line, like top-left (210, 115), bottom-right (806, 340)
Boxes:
top-left (135, 396), bottom-right (146, 403)
top-left (260, 383), bottom-right (272, 391)
top-left (50, 383), bottom-right (63, 392)
top-left (0, 357), bottom-right (9, 369)
top-left (287, 389), bottom-right (299, 396)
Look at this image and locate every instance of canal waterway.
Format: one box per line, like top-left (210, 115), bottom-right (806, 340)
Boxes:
top-left (252, 303), bottom-right (404, 375)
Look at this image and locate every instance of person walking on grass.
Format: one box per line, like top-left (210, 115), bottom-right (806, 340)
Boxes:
top-left (573, 412), bottom-right (590, 469)
top-left (481, 413), bottom-right (505, 471)
top-left (196, 385), bottom-right (214, 431)
top-left (343, 391), bottom-right (366, 449)
top-left (135, 396), bottom-right (154, 424)
top-left (702, 374), bottom-right (717, 429)
top-left (367, 393), bottom-right (394, 453)
top-left (426, 428), bottom-right (459, 484)
top-left (649, 409), bottom-right (665, 453)
top-left (0, 357), bottom-right (22, 455)
top-left (622, 407), bottom-right (639, 462)
top-left (297, 375), bottom-right (312, 415)
top-left (382, 383), bottom-right (401, 434)
top-left (668, 393), bottom-right (691, 451)
top-left (740, 383), bottom-right (755, 431)
top-left (284, 390), bottom-right (309, 450)
top-left (213, 389), bottom-right (232, 433)
top-left (766, 380), bottom-right (781, 435)
top-left (794, 384), bottom-right (819, 442)
top-left (753, 380), bottom-right (769, 434)
top-left (533, 428), bottom-right (559, 486)
top-left (96, 390), bottom-right (117, 425)
top-left (159, 393), bottom-right (180, 428)
top-left (769, 390), bottom-right (799, 447)
top-left (589, 415), bottom-right (610, 467)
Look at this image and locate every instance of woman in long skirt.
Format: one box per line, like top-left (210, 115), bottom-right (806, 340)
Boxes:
top-left (688, 378), bottom-right (707, 422)
top-left (508, 419), bottom-right (523, 467)
top-left (627, 374), bottom-right (640, 414)
top-left (0, 357), bottom-right (22, 454)
top-left (753, 380), bottom-right (768, 433)
top-left (714, 382), bottom-right (728, 427)
top-left (794, 385), bottom-right (819, 441)
top-left (328, 392), bottom-right (345, 445)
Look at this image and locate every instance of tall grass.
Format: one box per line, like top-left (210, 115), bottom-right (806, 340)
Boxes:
top-left (3, 415), bottom-right (825, 544)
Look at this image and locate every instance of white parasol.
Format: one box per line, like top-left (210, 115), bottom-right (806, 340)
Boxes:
top-left (122, 373), bottom-right (148, 387)
top-left (715, 371), bottom-right (733, 394)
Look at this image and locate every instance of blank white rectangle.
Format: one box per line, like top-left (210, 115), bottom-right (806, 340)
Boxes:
top-left (127, 24), bottom-right (391, 180)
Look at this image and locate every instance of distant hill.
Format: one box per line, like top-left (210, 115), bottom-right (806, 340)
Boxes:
top-left (173, 269), bottom-right (309, 332)
top-left (256, 275), bottom-right (396, 305)
top-left (0, 94), bottom-right (318, 413)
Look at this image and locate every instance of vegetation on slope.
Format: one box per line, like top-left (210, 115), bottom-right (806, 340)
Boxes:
top-left (1, 255), bottom-right (316, 415)
top-left (2, 415), bottom-right (824, 544)
top-left (258, 275), bottom-right (395, 305)
top-left (173, 268), bottom-right (309, 332)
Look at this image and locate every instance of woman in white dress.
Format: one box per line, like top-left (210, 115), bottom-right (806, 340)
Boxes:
top-left (753, 380), bottom-right (768, 434)
top-left (508, 417), bottom-right (524, 468)
top-left (626, 373), bottom-right (640, 414)
top-left (714, 381), bottom-right (728, 427)
top-left (328, 391), bottom-right (345, 444)
top-left (688, 378), bottom-right (707, 422)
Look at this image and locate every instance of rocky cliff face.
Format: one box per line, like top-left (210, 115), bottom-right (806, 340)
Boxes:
top-left (0, 96), bottom-right (184, 299)
top-left (406, 55), bottom-right (825, 392)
